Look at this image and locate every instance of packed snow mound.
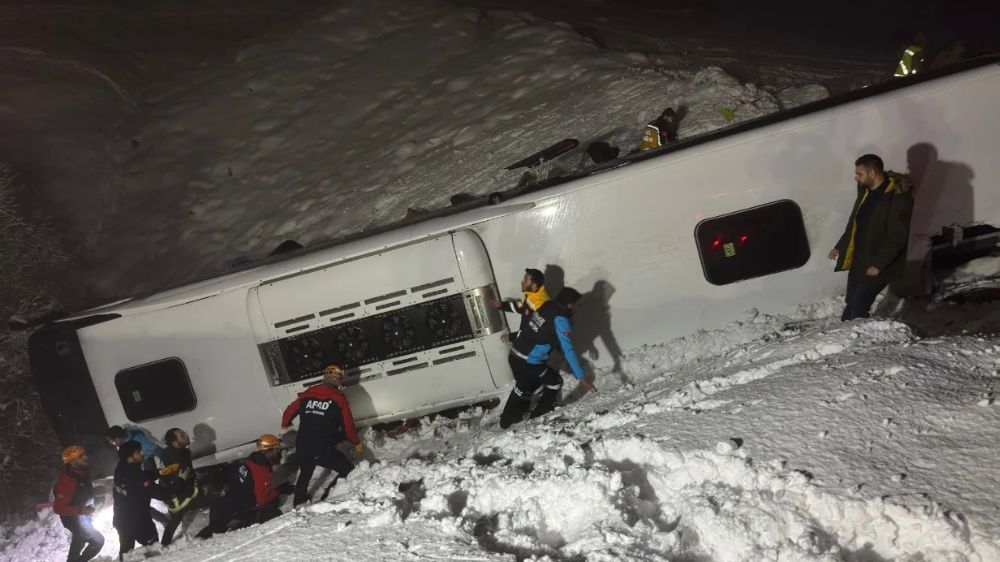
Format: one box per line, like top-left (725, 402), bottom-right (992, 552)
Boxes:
top-left (86, 0), bottom-right (826, 297)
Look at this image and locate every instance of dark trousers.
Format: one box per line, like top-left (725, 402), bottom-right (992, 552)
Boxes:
top-left (197, 497), bottom-right (281, 538)
top-left (115, 516), bottom-right (158, 559)
top-left (61, 515), bottom-right (105, 562)
top-left (842, 273), bottom-right (889, 321)
top-left (499, 354), bottom-right (563, 429)
top-left (294, 447), bottom-right (355, 506)
top-left (161, 492), bottom-right (210, 546)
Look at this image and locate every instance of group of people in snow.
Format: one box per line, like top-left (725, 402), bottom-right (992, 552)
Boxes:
top-left (52, 152), bottom-right (910, 561)
top-left (53, 365), bottom-right (360, 561)
top-left (52, 265), bottom-right (604, 560)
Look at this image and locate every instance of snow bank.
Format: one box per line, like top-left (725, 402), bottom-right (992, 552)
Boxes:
top-left (7, 295), bottom-right (1000, 561)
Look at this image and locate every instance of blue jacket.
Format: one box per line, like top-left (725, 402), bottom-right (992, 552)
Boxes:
top-left (511, 300), bottom-right (585, 380)
top-left (124, 426), bottom-right (163, 465)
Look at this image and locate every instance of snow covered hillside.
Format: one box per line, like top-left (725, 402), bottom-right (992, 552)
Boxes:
top-left (74, 0), bottom-right (875, 299)
top-left (6, 264), bottom-right (1000, 560)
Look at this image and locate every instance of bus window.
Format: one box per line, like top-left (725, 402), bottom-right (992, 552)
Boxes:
top-left (115, 358), bottom-right (196, 422)
top-left (695, 200), bottom-right (810, 285)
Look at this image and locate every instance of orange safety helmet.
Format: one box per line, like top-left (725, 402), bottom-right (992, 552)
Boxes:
top-left (323, 364), bottom-right (344, 385)
top-left (256, 434), bottom-right (281, 452)
top-left (61, 445), bottom-right (85, 464)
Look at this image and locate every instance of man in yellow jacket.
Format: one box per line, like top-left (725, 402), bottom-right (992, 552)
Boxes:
top-left (829, 154), bottom-right (913, 321)
top-left (489, 268), bottom-right (550, 341)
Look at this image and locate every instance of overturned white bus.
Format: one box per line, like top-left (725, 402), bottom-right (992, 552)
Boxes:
top-left (29, 57), bottom-right (1000, 472)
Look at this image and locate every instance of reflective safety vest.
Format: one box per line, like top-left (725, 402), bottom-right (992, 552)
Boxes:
top-left (894, 45), bottom-right (924, 77)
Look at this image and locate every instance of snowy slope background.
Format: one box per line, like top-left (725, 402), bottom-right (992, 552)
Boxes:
top-left (3, 0), bottom-right (999, 560)
top-left (44, 0), bottom-right (877, 299)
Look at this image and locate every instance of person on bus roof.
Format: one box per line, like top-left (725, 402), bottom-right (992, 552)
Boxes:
top-left (499, 287), bottom-right (596, 428)
top-left (638, 107), bottom-right (678, 151)
top-left (282, 364), bottom-right (362, 507)
top-left (894, 32), bottom-right (927, 77)
top-left (52, 445), bottom-right (105, 562)
top-left (196, 435), bottom-right (288, 539)
top-left (488, 268), bottom-right (550, 342)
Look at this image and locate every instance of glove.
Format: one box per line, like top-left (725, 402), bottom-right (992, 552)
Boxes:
top-left (354, 443), bottom-right (365, 454)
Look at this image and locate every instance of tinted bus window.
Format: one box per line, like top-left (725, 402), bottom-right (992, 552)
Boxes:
top-left (695, 200), bottom-right (810, 285)
top-left (115, 359), bottom-right (196, 422)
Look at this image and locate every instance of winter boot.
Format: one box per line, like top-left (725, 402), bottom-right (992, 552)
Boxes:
top-left (498, 389), bottom-right (531, 429)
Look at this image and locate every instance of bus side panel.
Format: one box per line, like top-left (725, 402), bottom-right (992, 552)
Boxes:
top-left (472, 64), bottom-right (1000, 366)
top-left (77, 290), bottom-right (279, 457)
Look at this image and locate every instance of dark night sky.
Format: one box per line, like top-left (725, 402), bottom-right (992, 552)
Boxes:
top-left (486, 0), bottom-right (999, 57)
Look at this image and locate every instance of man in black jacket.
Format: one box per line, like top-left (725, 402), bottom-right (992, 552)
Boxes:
top-left (159, 428), bottom-right (208, 545)
top-left (829, 154), bottom-right (914, 321)
top-left (113, 441), bottom-right (166, 559)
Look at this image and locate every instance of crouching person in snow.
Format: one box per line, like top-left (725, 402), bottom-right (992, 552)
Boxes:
top-left (282, 364), bottom-right (361, 507)
top-left (499, 287), bottom-right (596, 429)
top-left (113, 441), bottom-right (167, 559)
top-left (159, 427), bottom-right (209, 545)
top-left (196, 435), bottom-right (288, 539)
top-left (53, 445), bottom-right (105, 562)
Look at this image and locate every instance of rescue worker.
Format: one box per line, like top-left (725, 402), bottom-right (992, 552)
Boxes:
top-left (487, 268), bottom-right (550, 342)
top-left (159, 427), bottom-right (208, 545)
top-left (106, 425), bottom-right (162, 473)
top-left (282, 364), bottom-right (362, 507)
top-left (113, 441), bottom-right (165, 559)
top-left (638, 107), bottom-right (678, 151)
top-left (829, 154), bottom-right (913, 321)
top-left (894, 32), bottom-right (927, 77)
top-left (499, 287), bottom-right (596, 429)
top-left (52, 445), bottom-right (105, 562)
top-left (196, 434), bottom-right (286, 538)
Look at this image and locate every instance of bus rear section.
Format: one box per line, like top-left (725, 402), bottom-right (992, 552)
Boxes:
top-left (249, 230), bottom-right (512, 425)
